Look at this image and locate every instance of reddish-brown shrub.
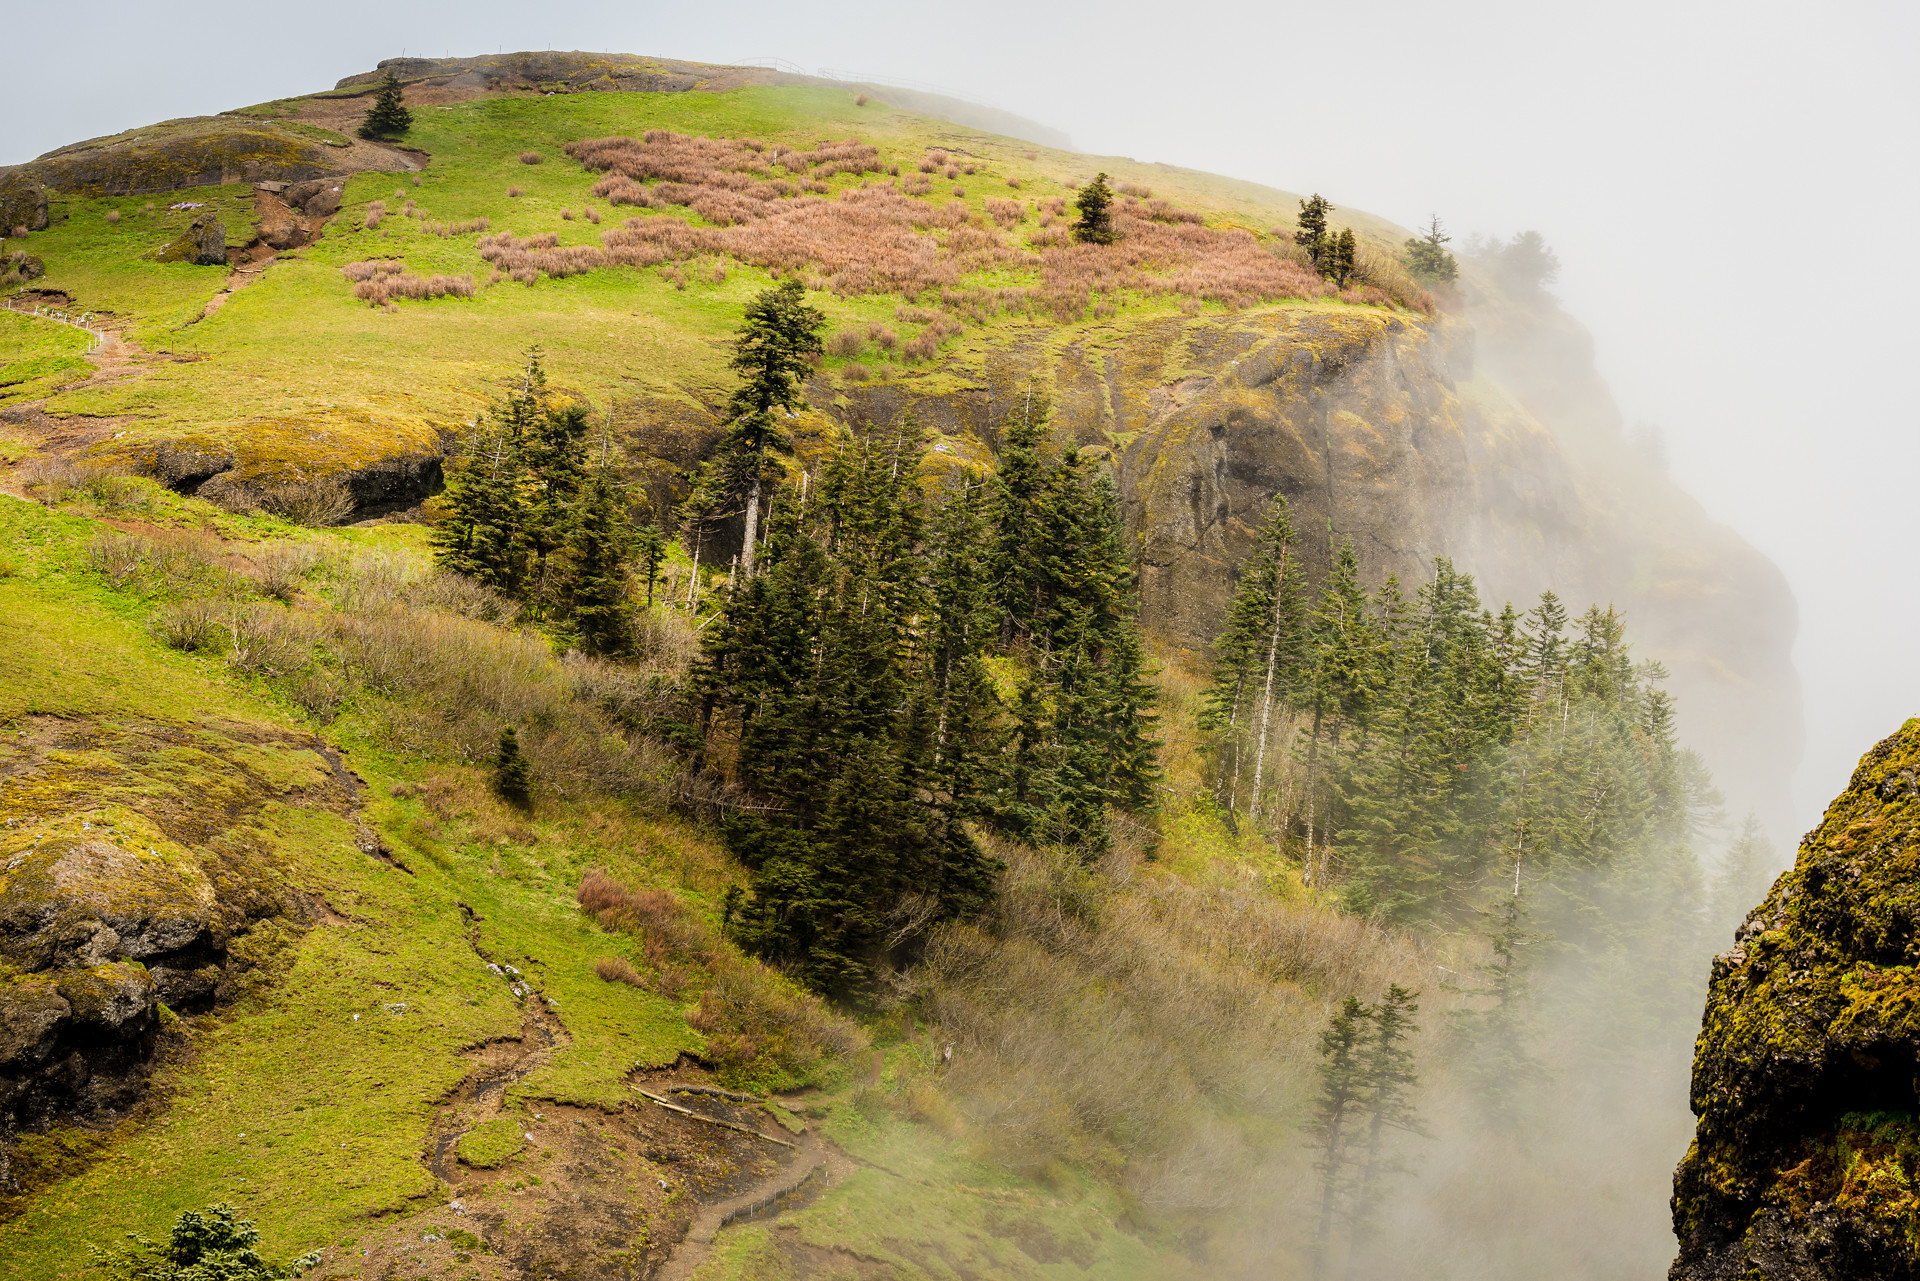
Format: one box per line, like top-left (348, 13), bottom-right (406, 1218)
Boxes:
top-left (364, 201), bottom-right (385, 230)
top-left (519, 151), bottom-right (543, 164)
top-left (952, 185), bottom-right (966, 198)
top-left (842, 362), bottom-right (872, 382)
top-left (507, 185), bottom-right (523, 198)
top-left (595, 956), bottom-right (644, 986)
top-left (827, 329), bottom-right (865, 357)
top-left (560, 208), bottom-right (575, 220)
top-left (854, 93), bottom-right (869, 106)
top-left (985, 198), bottom-right (1024, 227)
top-left (105, 210), bottom-right (121, 224)
top-left (1006, 176), bottom-right (1023, 189)
top-left (1118, 182), bottom-right (1153, 198)
top-left (577, 867), bottom-right (708, 962)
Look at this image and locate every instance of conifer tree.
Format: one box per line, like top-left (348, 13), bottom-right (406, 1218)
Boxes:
top-left (1201, 496), bottom-right (1308, 816)
top-left (1311, 997), bottom-right (1371, 1281)
top-left (1347, 985), bottom-right (1423, 1274)
top-left (552, 462), bottom-right (635, 656)
top-left (1295, 194), bottom-right (1332, 267)
top-left (634, 518), bottom-right (667, 608)
top-left (1072, 172), bottom-right (1116, 244)
top-left (493, 727), bottom-right (531, 809)
top-left (1451, 892), bottom-right (1547, 1128)
top-left (1711, 815), bottom-right (1778, 942)
top-left (705, 280), bottom-right (825, 577)
top-left (358, 71), bottom-right (413, 140)
top-left (1323, 227), bottom-right (1358, 287)
top-left (1402, 214), bottom-right (1458, 284)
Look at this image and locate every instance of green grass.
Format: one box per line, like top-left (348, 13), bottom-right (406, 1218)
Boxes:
top-left (0, 311), bottom-right (92, 406)
top-left (455, 1118), bottom-right (527, 1169)
top-left (9, 83), bottom-right (1405, 483)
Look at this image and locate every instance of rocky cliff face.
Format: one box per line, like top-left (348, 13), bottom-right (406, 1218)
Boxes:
top-left (811, 288), bottom-right (1799, 825)
top-left (1670, 720), bottom-right (1920, 1281)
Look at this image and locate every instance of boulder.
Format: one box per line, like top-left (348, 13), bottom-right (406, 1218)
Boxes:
top-left (58, 963), bottom-right (155, 1031)
top-left (150, 963), bottom-right (220, 1006)
top-left (1670, 719), bottom-right (1920, 1280)
top-left (0, 172), bottom-right (50, 233)
top-left (156, 214), bottom-right (227, 266)
top-left (284, 178), bottom-right (345, 217)
top-left (0, 837), bottom-right (215, 971)
top-left (0, 976), bottom-right (69, 1067)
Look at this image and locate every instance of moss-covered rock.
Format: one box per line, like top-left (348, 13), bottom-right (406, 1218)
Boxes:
top-left (154, 214), bottom-right (227, 266)
top-left (1670, 719), bottom-right (1920, 1280)
top-left (0, 837), bottom-right (215, 971)
top-left (0, 172), bottom-right (49, 233)
top-left (0, 975), bottom-right (69, 1068)
top-left (56, 962), bottom-right (154, 1031)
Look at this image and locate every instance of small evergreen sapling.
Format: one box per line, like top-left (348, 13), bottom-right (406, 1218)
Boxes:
top-left (1295, 193), bottom-right (1332, 266)
top-left (358, 71), bottom-right (413, 141)
top-left (493, 726), bottom-right (532, 809)
top-left (1403, 214), bottom-right (1458, 283)
top-left (91, 1201), bottom-right (320, 1280)
top-left (1072, 172), bottom-right (1116, 244)
top-left (635, 519), bottom-right (668, 608)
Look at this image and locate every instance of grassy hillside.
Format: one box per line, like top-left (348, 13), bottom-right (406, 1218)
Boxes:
top-left (2, 77), bottom-right (1425, 490)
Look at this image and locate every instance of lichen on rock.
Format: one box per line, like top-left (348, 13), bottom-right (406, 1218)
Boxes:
top-left (1670, 718), bottom-right (1920, 1280)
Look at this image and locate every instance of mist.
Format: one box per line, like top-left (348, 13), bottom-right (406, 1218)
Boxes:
top-left (5, 3), bottom-right (1909, 1275)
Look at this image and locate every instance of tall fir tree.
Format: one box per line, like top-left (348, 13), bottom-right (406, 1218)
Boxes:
top-left (551, 462), bottom-right (636, 656)
top-left (1347, 985), bottom-right (1423, 1275)
top-left (696, 279), bottom-right (825, 577)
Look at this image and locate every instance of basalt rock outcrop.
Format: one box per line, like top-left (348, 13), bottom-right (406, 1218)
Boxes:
top-left (1669, 720), bottom-right (1920, 1281)
top-left (812, 286), bottom-right (1798, 829)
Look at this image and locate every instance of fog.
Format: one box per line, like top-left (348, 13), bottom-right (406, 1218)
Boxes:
top-left (6, 3), bottom-right (1914, 1274)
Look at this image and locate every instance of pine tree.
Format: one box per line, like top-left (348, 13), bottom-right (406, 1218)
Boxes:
top-left (1347, 985), bottom-right (1423, 1275)
top-left (1072, 172), bottom-right (1116, 245)
top-left (1711, 815), bottom-right (1778, 943)
top-left (358, 71), bottom-right (413, 140)
top-left (1450, 892), bottom-right (1547, 1129)
top-left (1402, 214), bottom-right (1457, 284)
top-left (1201, 496), bottom-right (1308, 816)
top-left (1295, 194), bottom-right (1332, 267)
top-left (634, 518), bottom-right (667, 608)
top-left (493, 727), bottom-right (531, 809)
top-left (1323, 227), bottom-right (1358, 287)
top-left (706, 280), bottom-right (825, 577)
top-left (552, 462), bottom-right (635, 656)
top-left (1311, 997), bottom-right (1371, 1281)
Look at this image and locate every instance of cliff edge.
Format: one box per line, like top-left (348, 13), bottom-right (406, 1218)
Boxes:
top-left (1671, 719), bottom-right (1920, 1281)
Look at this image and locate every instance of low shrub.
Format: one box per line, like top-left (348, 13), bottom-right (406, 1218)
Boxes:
top-left (148, 598), bottom-right (225, 651)
top-left (104, 210), bottom-right (121, 224)
top-left (253, 478), bottom-right (357, 527)
top-left (507, 185), bottom-right (523, 198)
top-left (827, 329), bottom-right (865, 357)
top-left (519, 151), bottom-right (543, 164)
top-left (842, 362), bottom-right (872, 382)
top-left (595, 956), bottom-right (644, 987)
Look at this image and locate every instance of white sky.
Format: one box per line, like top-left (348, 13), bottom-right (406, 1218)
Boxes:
top-left (9, 0), bottom-right (1917, 827)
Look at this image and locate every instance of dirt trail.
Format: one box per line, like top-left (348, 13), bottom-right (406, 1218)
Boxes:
top-left (651, 1123), bottom-right (854, 1281)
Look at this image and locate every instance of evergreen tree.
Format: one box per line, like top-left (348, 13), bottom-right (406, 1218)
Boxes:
top-left (1347, 985), bottom-right (1423, 1275)
top-left (634, 518), bottom-right (668, 608)
top-left (91, 1201), bottom-right (318, 1281)
top-left (1710, 814), bottom-right (1778, 943)
top-left (1295, 194), bottom-right (1332, 267)
top-left (1323, 227), bottom-right (1358, 287)
top-left (493, 727), bottom-right (531, 809)
top-left (552, 462), bottom-right (636, 656)
top-left (358, 71), bottom-right (413, 140)
top-left (1402, 214), bottom-right (1458, 284)
top-left (703, 279), bottom-right (826, 577)
top-left (1311, 997), bottom-right (1371, 1281)
top-left (1452, 892), bottom-right (1549, 1125)
top-left (1072, 172), bottom-right (1116, 245)
top-left (1201, 495), bottom-right (1309, 816)
top-left (696, 417), bottom-right (997, 994)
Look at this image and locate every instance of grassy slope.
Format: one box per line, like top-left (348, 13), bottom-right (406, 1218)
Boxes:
top-left (0, 488), bottom-right (1189, 1280)
top-left (3, 83), bottom-right (1411, 478)
top-left (0, 311), bottom-right (92, 407)
top-left (0, 495), bottom-right (705, 1276)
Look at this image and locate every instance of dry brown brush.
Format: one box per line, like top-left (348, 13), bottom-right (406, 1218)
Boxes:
top-left (912, 836), bottom-right (1438, 1209)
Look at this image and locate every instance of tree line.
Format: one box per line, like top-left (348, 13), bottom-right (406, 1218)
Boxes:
top-left (691, 389), bottom-right (1161, 995)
